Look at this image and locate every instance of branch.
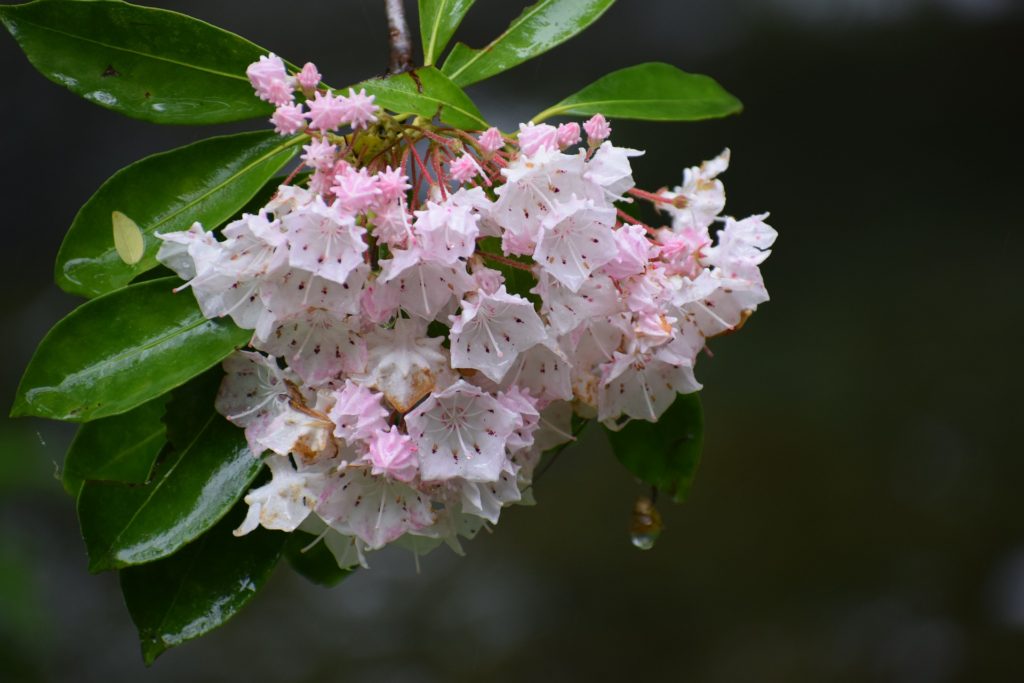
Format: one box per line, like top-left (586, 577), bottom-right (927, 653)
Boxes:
top-left (385, 0), bottom-right (413, 74)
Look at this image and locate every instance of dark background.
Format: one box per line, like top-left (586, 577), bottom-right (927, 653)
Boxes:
top-left (2, 0), bottom-right (1023, 680)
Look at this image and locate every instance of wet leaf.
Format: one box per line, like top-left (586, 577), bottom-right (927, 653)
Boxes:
top-left (605, 392), bottom-right (704, 502)
top-left (57, 131), bottom-right (301, 298)
top-left (12, 278), bottom-right (249, 422)
top-left (285, 532), bottom-right (354, 588)
top-left (78, 413), bottom-right (261, 572)
top-left (418, 0), bottom-right (476, 66)
top-left (62, 394), bottom-right (170, 497)
top-left (533, 62), bottom-right (742, 123)
top-left (0, 0), bottom-right (279, 124)
top-left (358, 66), bottom-right (487, 130)
top-left (441, 0), bottom-right (615, 87)
top-left (120, 504), bottom-right (285, 665)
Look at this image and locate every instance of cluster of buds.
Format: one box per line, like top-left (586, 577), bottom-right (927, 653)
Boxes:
top-left (156, 56), bottom-right (776, 568)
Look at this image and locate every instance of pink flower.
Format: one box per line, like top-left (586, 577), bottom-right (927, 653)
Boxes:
top-left (583, 114), bottom-right (611, 143)
top-left (556, 122), bottom-right (581, 149)
top-left (301, 137), bottom-right (337, 171)
top-left (296, 62), bottom-right (321, 93)
top-left (247, 53), bottom-right (293, 105)
top-left (602, 224), bottom-right (659, 280)
top-left (478, 127), bottom-right (505, 154)
top-left (374, 166), bottom-right (411, 204)
top-left (332, 166), bottom-right (381, 213)
top-left (328, 380), bottom-right (390, 446)
top-left (270, 102), bottom-right (306, 135)
top-left (367, 426), bottom-right (419, 482)
top-left (338, 88), bottom-right (378, 130)
top-left (449, 153), bottom-right (483, 184)
top-left (306, 91), bottom-right (347, 131)
top-left (518, 123), bottom-right (560, 156)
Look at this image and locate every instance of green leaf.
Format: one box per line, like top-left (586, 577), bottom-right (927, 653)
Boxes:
top-left (57, 131), bottom-right (301, 298)
top-left (12, 278), bottom-right (249, 422)
top-left (418, 0), bottom-right (475, 67)
top-left (61, 394), bottom-right (169, 497)
top-left (533, 62), bottom-right (743, 123)
top-left (285, 532), bottom-right (354, 587)
top-left (358, 66), bottom-right (487, 130)
top-left (120, 504), bottom-right (285, 665)
top-left (78, 413), bottom-right (262, 572)
top-left (0, 0), bottom-right (279, 124)
top-left (605, 393), bottom-right (704, 503)
top-left (440, 0), bottom-right (616, 87)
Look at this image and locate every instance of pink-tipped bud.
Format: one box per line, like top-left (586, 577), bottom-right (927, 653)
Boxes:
top-left (556, 122), bottom-right (582, 149)
top-left (270, 102), bottom-right (306, 135)
top-left (478, 127), bottom-right (505, 154)
top-left (449, 153), bottom-right (483, 184)
top-left (583, 114), bottom-right (611, 143)
top-left (296, 62), bottom-right (321, 93)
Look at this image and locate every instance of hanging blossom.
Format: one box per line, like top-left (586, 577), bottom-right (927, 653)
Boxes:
top-left (155, 57), bottom-right (777, 570)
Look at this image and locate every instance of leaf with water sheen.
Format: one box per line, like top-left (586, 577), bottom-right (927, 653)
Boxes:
top-left (57, 131), bottom-right (301, 298)
top-left (61, 394), bottom-right (170, 497)
top-left (606, 393), bottom-right (704, 503)
top-left (533, 62), bottom-right (743, 123)
top-left (440, 0), bottom-right (615, 87)
top-left (418, 0), bottom-right (476, 66)
top-left (11, 277), bottom-right (250, 422)
top-left (285, 532), bottom-right (354, 587)
top-left (0, 0), bottom-right (278, 124)
top-left (78, 413), bottom-right (262, 572)
top-left (358, 66), bottom-right (487, 130)
top-left (120, 505), bottom-right (285, 665)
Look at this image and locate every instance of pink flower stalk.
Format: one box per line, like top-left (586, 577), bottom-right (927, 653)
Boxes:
top-left (583, 114), bottom-right (612, 143)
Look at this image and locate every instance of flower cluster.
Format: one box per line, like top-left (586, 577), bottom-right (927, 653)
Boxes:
top-left (156, 57), bottom-right (776, 568)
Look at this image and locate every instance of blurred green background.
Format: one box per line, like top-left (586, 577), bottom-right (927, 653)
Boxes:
top-left (1, 0), bottom-right (1022, 680)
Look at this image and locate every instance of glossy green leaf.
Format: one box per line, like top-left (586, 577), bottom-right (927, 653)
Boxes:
top-left (358, 66), bottom-right (487, 130)
top-left (440, 0), bottom-right (615, 87)
top-left (78, 412), bottom-right (262, 572)
top-left (533, 62), bottom-right (743, 123)
top-left (12, 278), bottom-right (249, 422)
top-left (61, 394), bottom-right (170, 497)
top-left (285, 532), bottom-right (354, 587)
top-left (120, 504), bottom-right (285, 665)
top-left (606, 393), bottom-right (704, 503)
top-left (57, 131), bottom-right (302, 298)
top-left (418, 0), bottom-right (476, 66)
top-left (0, 0), bottom-right (278, 124)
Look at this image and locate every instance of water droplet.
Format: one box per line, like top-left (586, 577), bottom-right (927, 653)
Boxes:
top-left (629, 495), bottom-right (663, 551)
top-left (630, 530), bottom-right (659, 550)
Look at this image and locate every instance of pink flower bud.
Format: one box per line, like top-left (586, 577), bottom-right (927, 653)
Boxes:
top-left (583, 114), bottom-right (611, 143)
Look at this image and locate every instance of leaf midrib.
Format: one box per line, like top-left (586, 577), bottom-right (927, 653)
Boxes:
top-left (52, 313), bottom-right (210, 399)
top-left (445, 0), bottom-right (553, 81)
top-left (11, 13), bottom-right (251, 83)
top-left (97, 413), bottom-right (217, 567)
